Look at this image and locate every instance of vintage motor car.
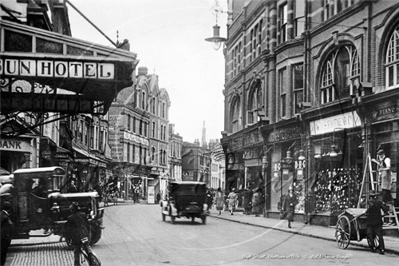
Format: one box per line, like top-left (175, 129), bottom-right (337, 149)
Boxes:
top-left (160, 181), bottom-right (208, 224)
top-left (0, 166), bottom-right (104, 245)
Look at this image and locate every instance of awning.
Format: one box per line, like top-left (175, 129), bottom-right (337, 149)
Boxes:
top-left (72, 144), bottom-right (107, 167)
top-left (0, 20), bottom-right (139, 115)
top-left (72, 145), bottom-right (90, 158)
top-left (55, 146), bottom-right (72, 160)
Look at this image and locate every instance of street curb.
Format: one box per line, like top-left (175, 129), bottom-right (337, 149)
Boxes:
top-left (209, 214), bottom-right (399, 256)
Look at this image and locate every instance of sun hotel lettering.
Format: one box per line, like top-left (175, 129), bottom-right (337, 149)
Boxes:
top-left (0, 58), bottom-right (115, 79)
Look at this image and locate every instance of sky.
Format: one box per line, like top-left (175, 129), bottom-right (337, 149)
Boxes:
top-left (67, 0), bottom-right (228, 143)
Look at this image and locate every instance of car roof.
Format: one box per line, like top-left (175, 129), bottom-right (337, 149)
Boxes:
top-left (13, 166), bottom-right (65, 174)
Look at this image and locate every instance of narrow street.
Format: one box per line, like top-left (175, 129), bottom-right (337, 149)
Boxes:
top-left (7, 203), bottom-right (398, 266)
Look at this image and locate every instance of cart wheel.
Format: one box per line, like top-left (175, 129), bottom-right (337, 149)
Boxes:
top-left (367, 234), bottom-right (380, 250)
top-left (335, 215), bottom-right (351, 249)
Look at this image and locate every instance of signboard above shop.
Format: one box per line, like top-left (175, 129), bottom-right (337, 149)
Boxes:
top-left (0, 20), bottom-right (139, 115)
top-left (310, 111), bottom-right (361, 135)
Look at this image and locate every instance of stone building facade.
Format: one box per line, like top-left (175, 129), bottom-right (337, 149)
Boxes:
top-left (221, 0), bottom-right (399, 225)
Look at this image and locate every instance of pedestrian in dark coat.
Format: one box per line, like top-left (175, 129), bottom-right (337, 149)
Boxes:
top-left (206, 190), bottom-right (213, 210)
top-left (1, 201), bottom-right (13, 266)
top-left (366, 190), bottom-right (389, 255)
top-left (66, 202), bottom-right (91, 265)
top-left (251, 188), bottom-right (262, 216)
top-left (156, 192), bottom-right (161, 204)
top-left (215, 187), bottom-right (224, 215)
top-left (282, 187), bottom-right (298, 228)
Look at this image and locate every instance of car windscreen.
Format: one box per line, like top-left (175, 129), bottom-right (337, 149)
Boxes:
top-left (170, 184), bottom-right (206, 195)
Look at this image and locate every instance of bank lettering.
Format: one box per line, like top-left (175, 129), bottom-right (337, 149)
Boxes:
top-left (0, 140), bottom-right (22, 149)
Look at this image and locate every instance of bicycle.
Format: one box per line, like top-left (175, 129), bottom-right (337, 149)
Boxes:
top-left (79, 237), bottom-right (101, 266)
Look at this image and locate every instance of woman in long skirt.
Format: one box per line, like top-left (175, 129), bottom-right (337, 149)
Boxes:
top-left (283, 187), bottom-right (298, 228)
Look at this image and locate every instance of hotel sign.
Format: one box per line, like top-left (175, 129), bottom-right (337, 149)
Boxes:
top-left (0, 59), bottom-right (115, 79)
top-left (310, 111), bottom-right (361, 135)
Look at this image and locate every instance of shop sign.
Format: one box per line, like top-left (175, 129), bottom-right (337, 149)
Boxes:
top-left (243, 130), bottom-right (261, 147)
top-left (74, 158), bottom-right (106, 167)
top-left (370, 100), bottom-right (399, 122)
top-left (0, 138), bottom-right (31, 152)
top-left (0, 59), bottom-right (115, 79)
top-left (268, 126), bottom-right (301, 143)
top-left (122, 132), bottom-right (149, 146)
top-left (310, 111), bottom-right (361, 136)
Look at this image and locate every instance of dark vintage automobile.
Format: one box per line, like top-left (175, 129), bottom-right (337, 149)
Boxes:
top-left (0, 167), bottom-right (104, 245)
top-left (160, 181), bottom-right (208, 224)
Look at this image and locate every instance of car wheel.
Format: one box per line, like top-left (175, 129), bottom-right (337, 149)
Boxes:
top-left (90, 225), bottom-right (102, 245)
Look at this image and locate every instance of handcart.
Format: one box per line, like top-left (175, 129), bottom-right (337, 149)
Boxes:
top-left (335, 208), bottom-right (379, 250)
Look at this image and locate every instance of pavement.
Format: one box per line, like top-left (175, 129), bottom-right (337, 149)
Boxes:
top-left (208, 209), bottom-right (399, 256)
top-left (5, 201), bottom-right (399, 265)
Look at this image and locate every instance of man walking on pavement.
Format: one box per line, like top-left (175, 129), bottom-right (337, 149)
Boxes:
top-left (1, 201), bottom-right (13, 266)
top-left (366, 190), bottom-right (389, 255)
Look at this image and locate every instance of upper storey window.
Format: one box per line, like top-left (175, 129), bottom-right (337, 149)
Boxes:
top-left (294, 0), bottom-right (305, 37)
top-left (141, 91), bottom-right (146, 109)
top-left (320, 45), bottom-right (359, 104)
top-left (386, 25), bottom-right (399, 90)
top-left (230, 97), bottom-right (241, 133)
top-left (232, 42), bottom-right (241, 77)
top-left (247, 83), bottom-right (262, 125)
top-left (323, 0), bottom-right (356, 21)
top-left (249, 20), bottom-right (262, 63)
top-left (279, 3), bottom-right (288, 44)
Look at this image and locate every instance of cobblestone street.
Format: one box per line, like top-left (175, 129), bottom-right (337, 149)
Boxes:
top-left (8, 242), bottom-right (73, 266)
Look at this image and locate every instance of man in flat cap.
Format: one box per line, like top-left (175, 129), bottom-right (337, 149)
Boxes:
top-left (366, 190), bottom-right (389, 255)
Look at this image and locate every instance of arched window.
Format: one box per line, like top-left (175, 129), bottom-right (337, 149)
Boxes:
top-left (230, 96), bottom-right (241, 133)
top-left (320, 45), bottom-right (359, 104)
top-left (141, 91), bottom-right (146, 109)
top-left (247, 84), bottom-right (261, 125)
top-left (386, 25), bottom-right (399, 89)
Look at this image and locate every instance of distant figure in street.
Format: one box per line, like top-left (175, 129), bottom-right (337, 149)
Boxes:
top-left (282, 187), bottom-right (298, 228)
top-left (215, 187), bottom-right (224, 215)
top-left (206, 190), bottom-right (213, 210)
top-left (227, 188), bottom-right (238, 215)
top-left (366, 190), bottom-right (389, 255)
top-left (156, 192), bottom-right (161, 204)
top-left (68, 180), bottom-right (78, 193)
top-left (1, 201), bottom-right (13, 266)
top-left (251, 188), bottom-right (262, 217)
top-left (66, 202), bottom-right (96, 265)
